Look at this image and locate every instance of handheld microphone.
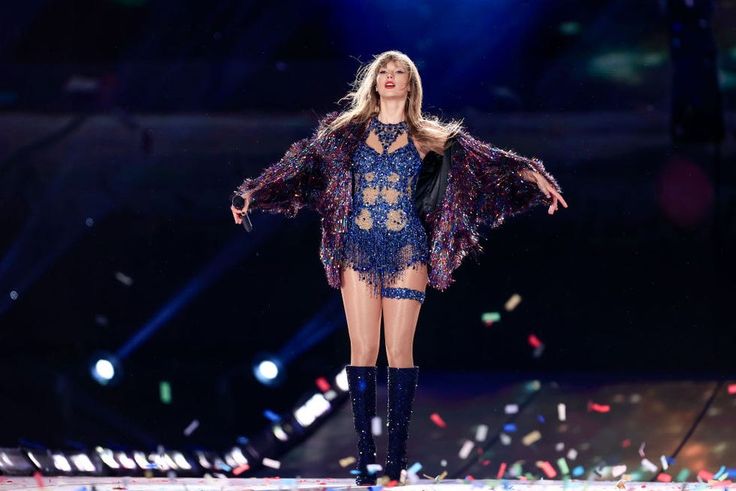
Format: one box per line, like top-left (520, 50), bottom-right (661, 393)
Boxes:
top-left (231, 194), bottom-right (253, 232)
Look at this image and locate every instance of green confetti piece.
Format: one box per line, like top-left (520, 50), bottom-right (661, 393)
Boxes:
top-left (557, 457), bottom-right (570, 475)
top-left (481, 311), bottom-right (501, 323)
top-left (675, 468), bottom-right (690, 482)
top-left (160, 380), bottom-right (172, 404)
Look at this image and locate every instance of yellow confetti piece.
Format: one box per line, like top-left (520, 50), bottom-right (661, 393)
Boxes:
top-left (505, 293), bottom-right (522, 311)
top-left (522, 430), bottom-right (542, 446)
top-left (616, 479), bottom-right (628, 489)
top-left (339, 456), bottom-right (356, 468)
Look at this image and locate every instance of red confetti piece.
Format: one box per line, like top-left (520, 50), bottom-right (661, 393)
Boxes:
top-left (537, 460), bottom-right (557, 478)
top-left (621, 439), bottom-right (631, 448)
top-left (528, 333), bottom-right (542, 349)
top-left (656, 473), bottom-right (672, 482)
top-left (481, 459), bottom-right (491, 466)
top-left (588, 400), bottom-right (611, 413)
top-left (315, 377), bottom-right (330, 392)
top-left (728, 384), bottom-right (736, 395)
top-left (430, 412), bottom-right (447, 428)
top-left (497, 462), bottom-right (507, 479)
top-left (697, 470), bottom-right (714, 481)
top-left (33, 471), bottom-right (44, 488)
top-left (233, 463), bottom-right (250, 476)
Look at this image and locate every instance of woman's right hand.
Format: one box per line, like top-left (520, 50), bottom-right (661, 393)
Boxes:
top-left (230, 191), bottom-right (252, 224)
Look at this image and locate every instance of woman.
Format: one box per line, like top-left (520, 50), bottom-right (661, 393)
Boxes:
top-left (230, 50), bottom-right (567, 486)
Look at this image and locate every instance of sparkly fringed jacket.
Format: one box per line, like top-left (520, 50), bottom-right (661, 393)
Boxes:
top-left (234, 111), bottom-right (562, 292)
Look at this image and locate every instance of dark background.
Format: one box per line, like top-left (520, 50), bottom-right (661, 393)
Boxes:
top-left (0, 0), bottom-right (734, 455)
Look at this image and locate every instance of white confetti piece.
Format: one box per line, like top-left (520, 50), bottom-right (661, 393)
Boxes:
top-left (262, 457), bottom-right (280, 469)
top-left (555, 442), bottom-right (565, 451)
top-left (114, 271), bottom-right (133, 286)
top-left (504, 404), bottom-right (518, 414)
top-left (557, 403), bottom-right (566, 421)
top-left (612, 465), bottom-right (627, 477)
top-left (475, 424), bottom-right (488, 442)
top-left (500, 433), bottom-right (512, 445)
top-left (641, 458), bottom-right (657, 473)
top-left (371, 416), bottom-right (382, 436)
top-left (183, 419), bottom-right (199, 436)
top-left (458, 440), bottom-right (474, 459)
top-left (566, 448), bottom-right (578, 460)
top-left (660, 455), bottom-right (668, 470)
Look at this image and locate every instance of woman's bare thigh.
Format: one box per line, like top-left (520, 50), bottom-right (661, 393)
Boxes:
top-left (381, 263), bottom-right (428, 367)
top-left (340, 265), bottom-right (383, 366)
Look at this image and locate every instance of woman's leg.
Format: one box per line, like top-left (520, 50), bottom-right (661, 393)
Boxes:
top-left (381, 263), bottom-right (427, 483)
top-left (382, 263), bottom-right (428, 367)
top-left (341, 265), bottom-right (383, 485)
top-left (340, 265), bottom-right (383, 365)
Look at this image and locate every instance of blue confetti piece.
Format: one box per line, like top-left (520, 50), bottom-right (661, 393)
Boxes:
top-left (537, 414), bottom-right (545, 423)
top-left (713, 466), bottom-right (727, 480)
top-left (263, 409), bottom-right (281, 422)
top-left (236, 435), bottom-right (250, 445)
top-left (408, 462), bottom-right (422, 474)
top-left (572, 465), bottom-right (585, 477)
top-left (503, 423), bottom-right (517, 432)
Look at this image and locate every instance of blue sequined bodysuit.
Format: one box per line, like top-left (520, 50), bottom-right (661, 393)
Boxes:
top-left (342, 116), bottom-right (430, 303)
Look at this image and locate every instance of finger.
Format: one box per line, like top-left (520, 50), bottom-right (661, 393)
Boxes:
top-left (552, 190), bottom-right (568, 208)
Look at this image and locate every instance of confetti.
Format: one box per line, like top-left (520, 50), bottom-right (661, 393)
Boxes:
top-left (475, 424), bottom-right (488, 441)
top-left (315, 377), bottom-right (330, 392)
top-left (430, 413), bottom-right (447, 428)
top-left (504, 404), bottom-right (518, 414)
top-left (482, 311), bottom-right (501, 327)
top-left (557, 457), bottom-right (570, 475)
top-left (496, 462), bottom-right (507, 479)
top-left (728, 384), bottom-right (736, 395)
top-left (566, 448), bottom-right (578, 460)
top-left (641, 458), bottom-right (657, 472)
top-left (675, 469), bottom-right (690, 482)
top-left (459, 440), bottom-right (474, 459)
top-left (612, 465), bottom-right (627, 477)
top-left (262, 458), bottom-right (280, 469)
top-left (522, 430), bottom-right (542, 446)
top-left (555, 442), bottom-right (565, 451)
top-left (183, 419), bottom-right (199, 436)
top-left (528, 333), bottom-right (543, 349)
top-left (232, 464), bottom-right (250, 476)
top-left (557, 403), bottom-right (566, 421)
top-left (159, 381), bottom-right (172, 404)
top-left (503, 423), bottom-right (517, 432)
top-left (33, 471), bottom-right (44, 488)
top-left (263, 409), bottom-right (281, 422)
top-left (638, 442), bottom-right (647, 457)
top-left (504, 293), bottom-right (522, 311)
top-left (500, 433), bottom-right (512, 445)
top-left (659, 455), bottom-right (669, 470)
top-left (588, 401), bottom-right (611, 413)
top-left (372, 416), bottom-right (382, 436)
top-left (338, 457), bottom-right (355, 468)
top-left (656, 473), bottom-right (672, 482)
top-left (114, 271), bottom-right (133, 286)
top-left (536, 460), bottom-right (557, 478)
top-left (615, 479), bottom-right (628, 489)
top-left (407, 462), bottom-right (422, 475)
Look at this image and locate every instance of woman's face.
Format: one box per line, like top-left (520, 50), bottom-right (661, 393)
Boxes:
top-left (375, 60), bottom-right (410, 101)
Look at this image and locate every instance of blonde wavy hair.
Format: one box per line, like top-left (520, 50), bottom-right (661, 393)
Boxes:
top-left (317, 50), bottom-right (464, 155)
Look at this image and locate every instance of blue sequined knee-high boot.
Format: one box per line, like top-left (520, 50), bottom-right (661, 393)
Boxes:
top-left (384, 366), bottom-right (419, 484)
top-left (345, 365), bottom-right (378, 486)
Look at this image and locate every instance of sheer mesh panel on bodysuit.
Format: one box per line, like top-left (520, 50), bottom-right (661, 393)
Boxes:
top-left (342, 116), bottom-right (430, 304)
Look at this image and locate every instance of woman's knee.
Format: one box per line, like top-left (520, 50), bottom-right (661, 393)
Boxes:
top-left (351, 344), bottom-right (380, 364)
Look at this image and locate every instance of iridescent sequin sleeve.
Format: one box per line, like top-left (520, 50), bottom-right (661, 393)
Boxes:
top-left (233, 111), bottom-right (339, 218)
top-left (454, 130), bottom-right (562, 229)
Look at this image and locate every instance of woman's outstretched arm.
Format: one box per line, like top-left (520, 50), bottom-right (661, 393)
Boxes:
top-left (233, 111), bottom-right (339, 218)
top-left (452, 130), bottom-right (566, 229)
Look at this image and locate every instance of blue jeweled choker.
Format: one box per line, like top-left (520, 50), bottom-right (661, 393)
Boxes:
top-left (370, 115), bottom-right (408, 152)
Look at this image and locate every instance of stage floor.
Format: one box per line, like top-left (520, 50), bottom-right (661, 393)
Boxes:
top-left (1, 477), bottom-right (734, 491)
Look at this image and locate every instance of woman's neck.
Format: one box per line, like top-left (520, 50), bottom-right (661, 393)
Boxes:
top-left (377, 100), bottom-right (406, 124)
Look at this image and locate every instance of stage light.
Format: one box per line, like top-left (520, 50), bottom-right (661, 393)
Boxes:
top-left (115, 451), bottom-right (137, 470)
top-left (223, 447), bottom-right (248, 467)
top-left (95, 447), bottom-right (120, 470)
top-left (89, 353), bottom-right (121, 386)
top-left (0, 448), bottom-right (35, 475)
top-left (69, 452), bottom-right (96, 473)
top-left (293, 393), bottom-right (331, 428)
top-left (252, 354), bottom-right (284, 386)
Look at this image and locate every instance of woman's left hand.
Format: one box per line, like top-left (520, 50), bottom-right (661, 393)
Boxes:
top-left (523, 170), bottom-right (568, 215)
